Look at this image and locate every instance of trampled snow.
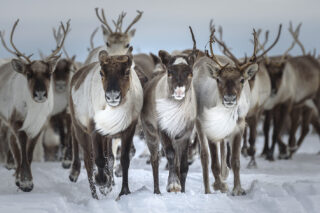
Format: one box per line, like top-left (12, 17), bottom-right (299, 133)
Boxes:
top-left (0, 134), bottom-right (319, 213)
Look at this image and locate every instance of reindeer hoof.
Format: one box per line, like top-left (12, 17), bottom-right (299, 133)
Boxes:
top-left (99, 185), bottom-right (112, 196)
top-left (241, 147), bottom-right (248, 157)
top-left (69, 170), bottom-right (80, 182)
top-left (278, 153), bottom-right (290, 160)
top-left (265, 152), bottom-right (275, 161)
top-left (213, 181), bottom-right (228, 193)
top-left (167, 177), bottom-right (181, 193)
top-left (231, 187), bottom-right (246, 196)
top-left (118, 187), bottom-right (131, 199)
top-left (154, 188), bottom-right (161, 194)
top-left (62, 160), bottom-right (72, 169)
top-left (19, 180), bottom-right (34, 192)
top-left (5, 162), bottom-right (15, 170)
top-left (247, 159), bottom-right (257, 169)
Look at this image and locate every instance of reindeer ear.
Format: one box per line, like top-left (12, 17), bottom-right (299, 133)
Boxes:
top-left (187, 53), bottom-right (197, 66)
top-left (11, 59), bottom-right (26, 74)
top-left (101, 25), bottom-right (110, 43)
top-left (47, 55), bottom-right (61, 73)
top-left (150, 53), bottom-right (161, 65)
top-left (129, 29), bottom-right (136, 37)
top-left (243, 63), bottom-right (259, 80)
top-left (206, 63), bottom-right (221, 79)
top-left (159, 50), bottom-right (171, 66)
top-left (99, 50), bottom-right (109, 63)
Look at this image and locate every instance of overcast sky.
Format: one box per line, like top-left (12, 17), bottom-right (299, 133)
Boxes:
top-left (0, 0), bottom-right (319, 61)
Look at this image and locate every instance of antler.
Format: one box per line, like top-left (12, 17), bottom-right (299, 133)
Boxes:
top-left (188, 26), bottom-right (197, 56)
top-left (46, 20), bottom-right (70, 61)
top-left (124, 10), bottom-right (143, 33)
top-left (214, 34), bottom-right (241, 68)
top-left (207, 27), bottom-right (229, 69)
top-left (52, 23), bottom-right (71, 59)
top-left (95, 8), bottom-right (113, 33)
top-left (0, 19), bottom-right (33, 63)
top-left (288, 22), bottom-right (305, 55)
top-left (280, 23), bottom-right (301, 62)
top-left (87, 27), bottom-right (99, 52)
top-left (112, 12), bottom-right (126, 33)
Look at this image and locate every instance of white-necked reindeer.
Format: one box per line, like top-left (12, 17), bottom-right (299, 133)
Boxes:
top-left (69, 46), bottom-right (143, 199)
top-left (0, 19), bottom-right (69, 192)
top-left (193, 25), bottom-right (282, 195)
top-left (141, 27), bottom-right (197, 194)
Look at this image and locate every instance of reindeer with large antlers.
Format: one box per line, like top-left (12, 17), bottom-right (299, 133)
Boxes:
top-left (193, 24), bottom-right (281, 195)
top-left (262, 22), bottom-right (320, 160)
top-left (0, 19), bottom-right (69, 192)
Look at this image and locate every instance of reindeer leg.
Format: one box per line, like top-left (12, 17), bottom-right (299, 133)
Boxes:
top-left (179, 139), bottom-right (189, 193)
top-left (69, 125), bottom-right (81, 182)
top-left (62, 114), bottom-right (72, 169)
top-left (196, 120), bottom-right (211, 194)
top-left (278, 102), bottom-right (292, 159)
top-left (143, 121), bottom-right (160, 194)
top-left (241, 126), bottom-right (248, 157)
top-left (16, 130), bottom-right (33, 192)
top-left (287, 107), bottom-right (302, 158)
top-left (231, 119), bottom-right (246, 196)
top-left (5, 149), bottom-right (15, 170)
top-left (27, 131), bottom-right (42, 165)
top-left (118, 122), bottom-right (137, 198)
top-left (209, 142), bottom-right (228, 193)
top-left (247, 114), bottom-right (258, 168)
top-left (220, 140), bottom-right (229, 180)
top-left (105, 138), bottom-right (115, 187)
top-left (159, 130), bottom-right (181, 193)
top-left (261, 110), bottom-right (271, 157)
top-left (9, 134), bottom-right (20, 186)
top-left (83, 147), bottom-right (98, 199)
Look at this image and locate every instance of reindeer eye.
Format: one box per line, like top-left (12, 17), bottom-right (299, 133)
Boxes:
top-left (125, 69), bottom-right (130, 77)
top-left (168, 71), bottom-right (173, 77)
top-left (100, 71), bottom-right (104, 77)
top-left (125, 44), bottom-right (130, 48)
top-left (45, 72), bottom-right (51, 79)
top-left (106, 42), bottom-right (110, 47)
top-left (216, 78), bottom-right (220, 84)
top-left (240, 79), bottom-right (245, 84)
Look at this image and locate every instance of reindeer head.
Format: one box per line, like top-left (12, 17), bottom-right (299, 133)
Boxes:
top-left (0, 20), bottom-right (70, 103)
top-left (264, 22), bottom-right (302, 96)
top-left (53, 58), bottom-right (75, 93)
top-left (158, 27), bottom-right (198, 101)
top-left (95, 8), bottom-right (143, 55)
top-left (206, 22), bottom-right (282, 107)
top-left (98, 48), bottom-right (133, 107)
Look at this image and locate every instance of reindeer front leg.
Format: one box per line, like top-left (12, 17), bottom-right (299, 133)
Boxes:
top-left (159, 130), bottom-right (181, 193)
top-left (118, 121), bottom-right (137, 198)
top-left (231, 118), bottom-right (246, 196)
top-left (196, 119), bottom-right (211, 194)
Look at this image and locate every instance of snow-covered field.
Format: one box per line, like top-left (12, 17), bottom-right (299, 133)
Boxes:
top-left (0, 134), bottom-right (319, 213)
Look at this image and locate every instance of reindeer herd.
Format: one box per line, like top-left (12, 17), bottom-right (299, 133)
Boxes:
top-left (0, 8), bottom-right (319, 200)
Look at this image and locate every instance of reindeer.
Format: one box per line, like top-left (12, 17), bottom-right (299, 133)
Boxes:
top-left (141, 27), bottom-right (197, 194)
top-left (262, 22), bottom-right (320, 160)
top-left (0, 19), bottom-right (69, 192)
top-left (84, 8), bottom-right (143, 64)
top-left (68, 46), bottom-right (143, 199)
top-left (41, 25), bottom-right (76, 166)
top-left (193, 25), bottom-right (281, 195)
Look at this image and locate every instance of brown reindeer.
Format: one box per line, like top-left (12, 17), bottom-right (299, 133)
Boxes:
top-left (193, 25), bottom-right (281, 195)
top-left (141, 27), bottom-right (197, 194)
top-left (262, 23), bottom-right (320, 160)
top-left (69, 47), bottom-right (143, 199)
top-left (0, 19), bottom-right (69, 192)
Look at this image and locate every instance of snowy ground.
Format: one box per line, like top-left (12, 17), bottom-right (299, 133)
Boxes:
top-left (0, 133), bottom-right (319, 213)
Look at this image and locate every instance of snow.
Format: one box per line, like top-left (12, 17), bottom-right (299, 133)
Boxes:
top-left (0, 134), bottom-right (319, 213)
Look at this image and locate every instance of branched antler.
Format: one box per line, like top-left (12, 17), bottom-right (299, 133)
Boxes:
top-left (95, 8), bottom-right (113, 33)
top-left (288, 22), bottom-right (305, 55)
top-left (52, 22), bottom-right (71, 59)
top-left (124, 10), bottom-right (143, 33)
top-left (0, 19), bottom-right (33, 63)
top-left (188, 26), bottom-right (197, 56)
top-left (112, 12), bottom-right (126, 33)
top-left (207, 27), bottom-right (229, 69)
top-left (46, 19), bottom-right (71, 61)
top-left (87, 27), bottom-right (99, 52)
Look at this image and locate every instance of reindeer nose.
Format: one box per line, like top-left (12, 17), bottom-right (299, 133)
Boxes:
top-left (34, 91), bottom-right (47, 103)
top-left (105, 90), bottom-right (121, 106)
top-left (223, 95), bottom-right (236, 105)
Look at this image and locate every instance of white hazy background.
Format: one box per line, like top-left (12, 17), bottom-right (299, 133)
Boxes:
top-left (0, 0), bottom-right (319, 61)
